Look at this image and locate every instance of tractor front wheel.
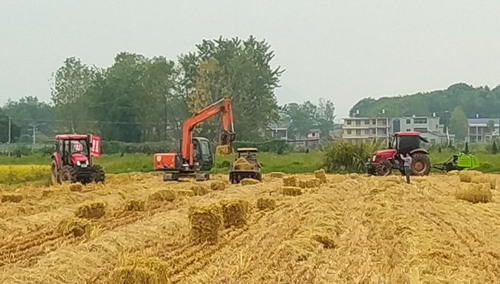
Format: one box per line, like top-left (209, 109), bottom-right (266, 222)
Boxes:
top-left (60, 165), bottom-right (77, 183)
top-left (91, 165), bottom-right (105, 183)
top-left (375, 159), bottom-right (392, 176)
top-left (411, 153), bottom-right (431, 176)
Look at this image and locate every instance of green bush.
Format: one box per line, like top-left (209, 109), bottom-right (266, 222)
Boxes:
top-left (323, 141), bottom-right (381, 173)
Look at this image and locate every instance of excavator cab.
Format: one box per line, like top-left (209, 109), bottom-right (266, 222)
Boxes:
top-left (181, 137), bottom-right (213, 171)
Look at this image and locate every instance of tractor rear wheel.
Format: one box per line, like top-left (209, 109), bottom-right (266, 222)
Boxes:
top-left (60, 165), bottom-right (77, 183)
top-left (50, 159), bottom-right (60, 185)
top-left (375, 159), bottom-right (392, 176)
top-left (91, 165), bottom-right (105, 183)
top-left (411, 153), bottom-right (431, 176)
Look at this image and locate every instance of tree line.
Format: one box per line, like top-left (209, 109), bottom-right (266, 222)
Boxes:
top-left (0, 36), bottom-right (336, 146)
top-left (350, 83), bottom-right (500, 140)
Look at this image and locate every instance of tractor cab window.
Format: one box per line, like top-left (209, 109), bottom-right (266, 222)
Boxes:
top-left (398, 135), bottom-right (420, 154)
top-left (70, 140), bottom-right (89, 155)
top-left (200, 140), bottom-right (210, 156)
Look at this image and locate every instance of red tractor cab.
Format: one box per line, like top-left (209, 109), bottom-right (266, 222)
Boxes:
top-left (51, 134), bottom-right (105, 184)
top-left (366, 132), bottom-right (431, 176)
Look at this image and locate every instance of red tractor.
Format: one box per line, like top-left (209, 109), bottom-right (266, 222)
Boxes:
top-left (365, 132), bottom-right (431, 176)
top-left (51, 134), bottom-right (105, 184)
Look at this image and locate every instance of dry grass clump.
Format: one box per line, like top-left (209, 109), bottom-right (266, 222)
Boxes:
top-left (110, 256), bottom-right (169, 284)
top-left (282, 186), bottom-right (302, 196)
top-left (234, 157), bottom-right (254, 170)
top-left (455, 183), bottom-right (492, 204)
top-left (56, 217), bottom-right (94, 238)
top-left (314, 169), bottom-right (327, 183)
top-left (220, 199), bottom-right (250, 228)
top-left (125, 199), bottom-right (145, 211)
top-left (177, 189), bottom-right (195, 197)
top-left (299, 178), bottom-right (321, 189)
top-left (42, 189), bottom-right (63, 197)
top-left (69, 183), bottom-right (83, 192)
top-left (190, 184), bottom-right (208, 196)
top-left (75, 201), bottom-right (107, 219)
top-left (188, 203), bottom-right (223, 244)
top-left (278, 238), bottom-right (322, 262)
top-left (240, 178), bottom-right (260, 186)
top-left (148, 189), bottom-right (176, 202)
top-left (215, 145), bottom-right (232, 156)
top-left (311, 234), bottom-right (335, 249)
top-left (210, 180), bottom-right (226, 191)
top-left (1, 193), bottom-right (23, 203)
top-left (283, 176), bottom-right (299, 187)
top-left (256, 197), bottom-right (276, 210)
top-left (270, 172), bottom-right (284, 178)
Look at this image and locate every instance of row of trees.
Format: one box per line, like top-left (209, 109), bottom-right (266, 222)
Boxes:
top-left (351, 83), bottom-right (500, 140)
top-left (1, 36), bottom-right (336, 145)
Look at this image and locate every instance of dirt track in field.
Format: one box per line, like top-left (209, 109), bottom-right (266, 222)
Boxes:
top-left (1, 171), bottom-right (500, 283)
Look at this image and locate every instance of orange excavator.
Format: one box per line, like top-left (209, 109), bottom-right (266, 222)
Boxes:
top-left (154, 97), bottom-right (235, 181)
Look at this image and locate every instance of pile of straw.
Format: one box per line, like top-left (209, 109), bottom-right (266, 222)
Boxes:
top-left (188, 203), bottom-right (223, 244)
top-left (455, 183), bottom-right (492, 203)
top-left (220, 199), bottom-right (250, 228)
top-left (1, 193), bottom-right (23, 203)
top-left (234, 157), bottom-right (254, 170)
top-left (311, 234), bottom-right (335, 249)
top-left (283, 176), bottom-right (298, 187)
top-left (459, 171), bottom-right (496, 189)
top-left (282, 186), bottom-right (302, 196)
top-left (270, 172), bottom-right (285, 178)
top-left (210, 180), bottom-right (226, 191)
top-left (124, 199), bottom-right (145, 211)
top-left (256, 197), bottom-right (276, 210)
top-left (177, 189), bottom-right (195, 197)
top-left (75, 201), bottom-right (107, 219)
top-left (240, 178), bottom-right (260, 186)
top-left (110, 256), bottom-right (169, 284)
top-left (216, 145), bottom-right (232, 156)
top-left (56, 217), bottom-right (94, 238)
top-left (148, 189), bottom-right (176, 202)
top-left (277, 238), bottom-right (322, 262)
top-left (190, 184), bottom-right (208, 196)
top-left (42, 189), bottom-right (63, 197)
top-left (314, 169), bottom-right (327, 183)
top-left (69, 183), bottom-right (83, 192)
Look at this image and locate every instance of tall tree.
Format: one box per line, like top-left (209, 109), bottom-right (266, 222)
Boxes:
top-left (51, 57), bottom-right (95, 132)
top-left (449, 106), bottom-right (468, 140)
top-left (3, 96), bottom-right (54, 140)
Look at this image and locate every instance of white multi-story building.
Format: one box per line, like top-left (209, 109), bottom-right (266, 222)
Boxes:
top-left (342, 115), bottom-right (454, 144)
top-left (467, 118), bottom-right (499, 143)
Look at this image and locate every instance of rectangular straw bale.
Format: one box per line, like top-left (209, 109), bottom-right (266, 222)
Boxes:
top-left (149, 189), bottom-right (176, 202)
top-left (455, 183), bottom-right (492, 203)
top-left (220, 199), bottom-right (250, 228)
top-left (189, 184), bottom-right (208, 196)
top-left (75, 201), bottom-right (107, 219)
top-left (216, 145), bottom-right (232, 155)
top-left (240, 178), bottom-right (260, 186)
top-left (459, 170), bottom-right (481, 183)
top-left (124, 199), bottom-right (145, 211)
top-left (210, 180), bottom-right (226, 191)
top-left (270, 172), bottom-right (285, 178)
top-left (177, 189), bottom-right (195, 197)
top-left (299, 178), bottom-right (321, 188)
top-left (314, 169), bottom-right (327, 183)
top-left (283, 176), bottom-right (298, 187)
top-left (111, 256), bottom-right (169, 284)
top-left (256, 197), bottom-right (276, 210)
top-left (189, 203), bottom-right (223, 244)
top-left (110, 266), bottom-right (159, 284)
top-left (1, 193), bottom-right (23, 203)
top-left (282, 186), bottom-right (302, 196)
top-left (69, 183), bottom-right (83, 192)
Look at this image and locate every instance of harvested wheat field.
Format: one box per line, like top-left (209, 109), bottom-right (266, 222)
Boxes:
top-left (1, 170), bottom-right (500, 283)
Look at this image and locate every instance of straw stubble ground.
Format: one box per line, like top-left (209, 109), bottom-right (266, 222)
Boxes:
top-left (1, 171), bottom-right (500, 283)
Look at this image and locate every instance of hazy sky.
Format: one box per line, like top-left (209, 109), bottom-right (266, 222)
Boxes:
top-left (1, 1), bottom-right (500, 118)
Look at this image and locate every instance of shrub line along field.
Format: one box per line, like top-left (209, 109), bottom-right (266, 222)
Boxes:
top-left (1, 169), bottom-right (500, 283)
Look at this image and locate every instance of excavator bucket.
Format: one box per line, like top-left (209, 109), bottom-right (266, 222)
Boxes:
top-left (216, 131), bottom-right (235, 156)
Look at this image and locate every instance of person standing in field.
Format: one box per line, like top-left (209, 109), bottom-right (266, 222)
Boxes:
top-left (400, 153), bottom-right (412, 184)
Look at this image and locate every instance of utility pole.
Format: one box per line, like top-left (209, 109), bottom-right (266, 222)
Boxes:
top-left (7, 117), bottom-right (11, 156)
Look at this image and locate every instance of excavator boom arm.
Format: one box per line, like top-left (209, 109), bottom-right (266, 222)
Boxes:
top-left (181, 97), bottom-right (234, 164)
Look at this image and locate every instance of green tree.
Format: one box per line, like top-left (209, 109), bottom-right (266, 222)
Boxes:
top-left (492, 140), bottom-right (498, 154)
top-left (51, 57), bottom-right (96, 132)
top-left (0, 109), bottom-right (21, 143)
top-left (3, 96), bottom-right (53, 139)
top-left (487, 120), bottom-right (495, 134)
top-left (449, 106), bottom-right (468, 140)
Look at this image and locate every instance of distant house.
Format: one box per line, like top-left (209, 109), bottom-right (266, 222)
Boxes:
top-left (267, 123), bottom-right (289, 140)
top-left (467, 118), bottom-right (500, 143)
top-left (267, 123), bottom-right (322, 148)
